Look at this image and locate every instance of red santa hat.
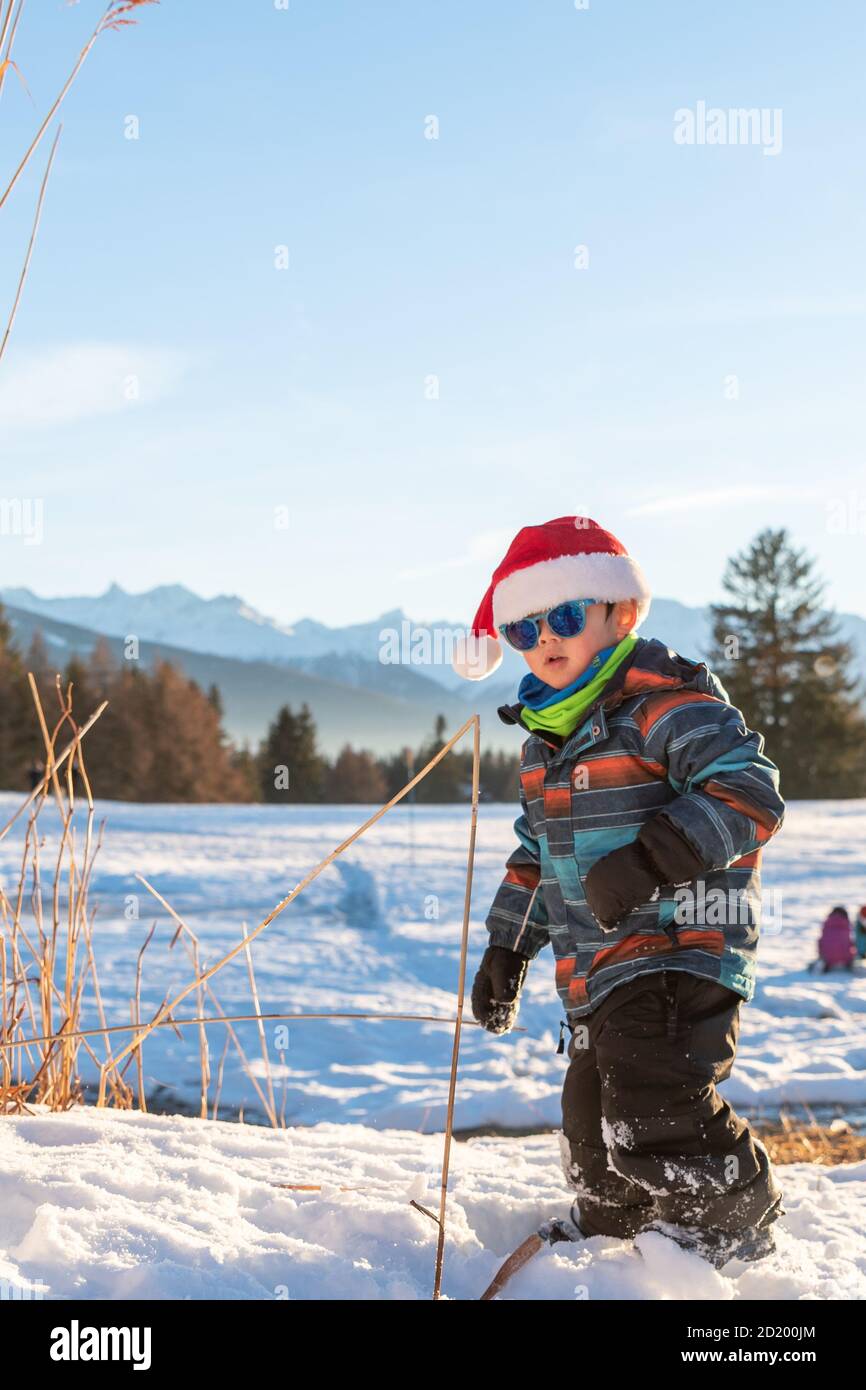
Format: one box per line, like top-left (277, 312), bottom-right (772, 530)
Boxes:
top-left (453, 515), bottom-right (651, 680)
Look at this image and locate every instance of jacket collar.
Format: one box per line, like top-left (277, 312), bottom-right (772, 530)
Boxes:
top-left (497, 634), bottom-right (641, 742)
top-left (496, 636), bottom-right (723, 758)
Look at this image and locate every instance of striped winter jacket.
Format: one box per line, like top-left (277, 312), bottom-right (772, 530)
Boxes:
top-left (485, 637), bottom-right (785, 1020)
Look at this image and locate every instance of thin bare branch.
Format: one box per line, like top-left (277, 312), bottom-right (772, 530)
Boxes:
top-left (434, 714), bottom-right (480, 1300)
top-left (2, 1010), bottom-right (493, 1054)
top-left (0, 120), bottom-right (61, 354)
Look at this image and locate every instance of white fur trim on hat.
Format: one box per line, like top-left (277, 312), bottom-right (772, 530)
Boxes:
top-left (492, 553), bottom-right (651, 628)
top-left (451, 632), bottom-right (503, 681)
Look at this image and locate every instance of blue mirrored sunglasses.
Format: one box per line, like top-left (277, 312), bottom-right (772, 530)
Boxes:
top-left (500, 599), bottom-right (599, 652)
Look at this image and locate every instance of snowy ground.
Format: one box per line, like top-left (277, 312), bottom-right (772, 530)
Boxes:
top-left (1, 1105), bottom-right (864, 1301)
top-left (2, 794), bottom-right (866, 1131)
top-left (3, 793), bottom-right (866, 1300)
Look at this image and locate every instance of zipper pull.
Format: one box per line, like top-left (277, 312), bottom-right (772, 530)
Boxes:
top-left (662, 920), bottom-right (679, 947)
top-left (556, 1019), bottom-right (567, 1055)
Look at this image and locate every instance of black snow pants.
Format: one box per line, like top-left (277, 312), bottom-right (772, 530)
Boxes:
top-left (560, 969), bottom-right (782, 1239)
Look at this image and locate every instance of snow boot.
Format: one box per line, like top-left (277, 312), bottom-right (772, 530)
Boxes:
top-left (537, 1200), bottom-right (589, 1245)
top-left (640, 1195), bottom-right (783, 1270)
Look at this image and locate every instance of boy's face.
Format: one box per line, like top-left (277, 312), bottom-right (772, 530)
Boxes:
top-left (520, 599), bottom-right (637, 689)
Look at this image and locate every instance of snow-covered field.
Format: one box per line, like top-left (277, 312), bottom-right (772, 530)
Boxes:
top-left (2, 794), bottom-right (865, 1130)
top-left (2, 793), bottom-right (866, 1300)
top-left (2, 1106), bottom-right (864, 1300)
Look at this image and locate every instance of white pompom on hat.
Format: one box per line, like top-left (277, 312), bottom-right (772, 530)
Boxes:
top-left (452, 515), bottom-right (651, 681)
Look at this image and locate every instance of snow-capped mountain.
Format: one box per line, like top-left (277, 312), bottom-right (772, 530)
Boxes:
top-left (0, 582), bottom-right (301, 664)
top-left (0, 582), bottom-right (516, 687)
top-left (0, 584), bottom-right (427, 670)
top-left (3, 582), bottom-right (866, 701)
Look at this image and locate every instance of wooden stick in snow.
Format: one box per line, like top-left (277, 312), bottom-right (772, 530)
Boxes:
top-left (433, 713), bottom-right (481, 1301)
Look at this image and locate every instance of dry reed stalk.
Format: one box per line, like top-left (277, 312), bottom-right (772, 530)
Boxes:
top-left (272, 1184), bottom-right (364, 1193)
top-left (433, 715), bottom-right (480, 1300)
top-left (131, 924), bottom-right (155, 1112)
top-left (0, 682), bottom-right (106, 1110)
top-left (143, 875), bottom-right (278, 1123)
top-left (0, 0), bottom-right (157, 214)
top-left (212, 1031), bottom-right (231, 1121)
top-left (0, 2), bottom-right (157, 379)
top-left (278, 1054), bottom-right (288, 1130)
top-left (30, 677), bottom-right (81, 1105)
top-left (60, 681), bottom-right (99, 951)
top-left (0, 931), bottom-right (7, 1093)
top-left (81, 915), bottom-right (133, 1108)
top-left (0, 124), bottom-right (61, 367)
top-left (180, 979), bottom-right (271, 1123)
top-left (480, 1234), bottom-right (544, 1301)
top-left (2, 1011), bottom-right (491, 1054)
top-left (266, 1188), bottom-right (438, 1223)
top-left (241, 922), bottom-right (277, 1128)
top-left (130, 1001), bottom-right (144, 1111)
top-left (0, 0), bottom-right (27, 103)
top-left (11, 818), bottom-right (42, 1059)
top-left (1, 676), bottom-right (301, 1120)
top-left (187, 937), bottom-right (210, 1120)
top-left (0, 700), bottom-right (108, 843)
top-left (0, 0), bottom-right (16, 60)
top-left (24, 834), bottom-right (132, 1106)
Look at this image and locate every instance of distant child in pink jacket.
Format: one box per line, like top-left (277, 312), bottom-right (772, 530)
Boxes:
top-left (817, 906), bottom-right (855, 972)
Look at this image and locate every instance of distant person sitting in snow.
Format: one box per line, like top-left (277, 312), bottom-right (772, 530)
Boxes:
top-left (855, 907), bottom-right (866, 961)
top-left (817, 906), bottom-right (855, 972)
top-left (455, 516), bottom-right (785, 1270)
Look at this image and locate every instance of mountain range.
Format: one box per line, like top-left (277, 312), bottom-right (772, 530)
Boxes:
top-left (3, 584), bottom-right (865, 756)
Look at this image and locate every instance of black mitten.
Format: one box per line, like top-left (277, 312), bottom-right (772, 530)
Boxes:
top-left (583, 840), bottom-right (661, 932)
top-left (584, 815), bottom-right (706, 933)
top-left (471, 944), bottom-right (530, 1034)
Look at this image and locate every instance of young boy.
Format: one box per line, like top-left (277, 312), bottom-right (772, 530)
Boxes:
top-left (454, 516), bottom-right (786, 1268)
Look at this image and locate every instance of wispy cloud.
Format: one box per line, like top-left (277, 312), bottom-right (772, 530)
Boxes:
top-left (627, 485), bottom-right (822, 517)
top-left (587, 296), bottom-right (866, 339)
top-left (0, 342), bottom-right (189, 428)
top-left (687, 295), bottom-right (866, 326)
top-left (398, 528), bottom-right (515, 581)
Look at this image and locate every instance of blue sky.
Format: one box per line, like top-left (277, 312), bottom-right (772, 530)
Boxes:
top-left (1, 0), bottom-right (864, 627)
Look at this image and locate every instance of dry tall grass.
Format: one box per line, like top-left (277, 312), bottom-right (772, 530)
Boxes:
top-left (0, 678), bottom-right (290, 1119)
top-left (1, 0), bottom-right (158, 367)
top-left (0, 676), bottom-right (131, 1111)
top-left (756, 1109), bottom-right (866, 1165)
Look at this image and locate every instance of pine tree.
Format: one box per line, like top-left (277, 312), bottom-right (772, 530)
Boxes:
top-left (709, 528), bottom-right (866, 798)
top-left (478, 748), bottom-right (520, 801)
top-left (326, 745), bottom-right (387, 803)
top-left (88, 637), bottom-right (118, 689)
top-left (229, 743), bottom-right (260, 802)
top-left (377, 747), bottom-right (416, 801)
top-left (0, 604), bottom-right (35, 789)
top-left (414, 713), bottom-right (461, 802)
top-left (57, 644), bottom-right (123, 798)
top-left (132, 663), bottom-right (253, 802)
top-left (207, 683), bottom-right (224, 717)
top-left (259, 703), bottom-right (325, 802)
top-left (0, 616), bottom-right (253, 803)
top-left (23, 629), bottom-right (52, 693)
